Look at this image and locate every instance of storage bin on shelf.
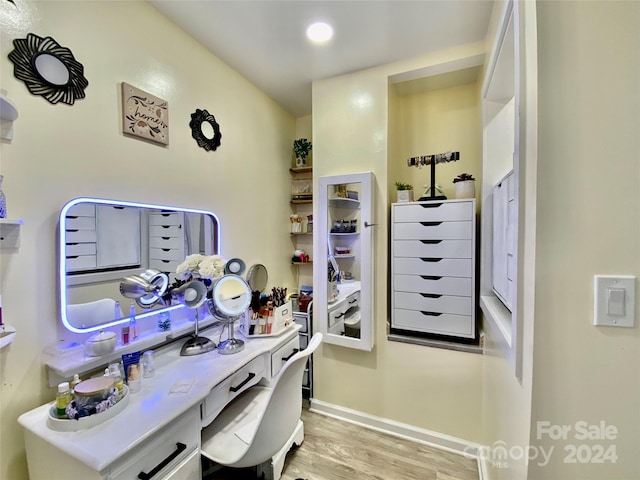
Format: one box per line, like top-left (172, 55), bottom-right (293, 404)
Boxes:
top-left (240, 300), bottom-right (294, 337)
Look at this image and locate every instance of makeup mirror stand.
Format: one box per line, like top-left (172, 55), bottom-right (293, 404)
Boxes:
top-left (180, 308), bottom-right (216, 356)
top-left (217, 319), bottom-right (244, 355)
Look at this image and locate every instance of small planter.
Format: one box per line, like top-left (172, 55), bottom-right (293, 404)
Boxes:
top-left (454, 180), bottom-right (475, 199)
top-left (397, 189), bottom-right (414, 203)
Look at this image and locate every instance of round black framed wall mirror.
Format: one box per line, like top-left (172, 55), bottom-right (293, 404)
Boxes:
top-left (8, 33), bottom-right (88, 106)
top-left (189, 108), bottom-right (222, 151)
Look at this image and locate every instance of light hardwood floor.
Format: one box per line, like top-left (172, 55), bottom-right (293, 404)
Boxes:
top-left (205, 406), bottom-right (480, 480)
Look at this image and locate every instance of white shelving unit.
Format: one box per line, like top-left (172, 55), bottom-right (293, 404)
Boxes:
top-left (0, 92), bottom-right (18, 141)
top-left (0, 325), bottom-right (16, 349)
top-left (0, 219), bottom-right (24, 249)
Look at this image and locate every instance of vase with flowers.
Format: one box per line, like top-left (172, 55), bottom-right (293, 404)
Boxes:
top-left (164, 254), bottom-right (227, 304)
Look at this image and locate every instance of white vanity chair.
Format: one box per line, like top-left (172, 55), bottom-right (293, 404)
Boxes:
top-left (201, 332), bottom-right (322, 480)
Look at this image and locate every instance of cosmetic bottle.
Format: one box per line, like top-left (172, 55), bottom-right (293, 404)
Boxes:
top-left (71, 374), bottom-right (81, 393)
top-left (129, 302), bottom-right (138, 340)
top-left (56, 382), bottom-right (72, 419)
top-left (109, 363), bottom-right (124, 396)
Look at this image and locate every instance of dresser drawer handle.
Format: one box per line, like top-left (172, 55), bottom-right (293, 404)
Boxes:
top-left (420, 240), bottom-right (442, 244)
top-left (420, 221), bottom-right (442, 226)
top-left (282, 348), bottom-right (300, 362)
top-left (138, 442), bottom-right (186, 480)
top-left (348, 299), bottom-right (358, 305)
top-left (420, 293), bottom-right (442, 298)
top-left (420, 311), bottom-right (443, 316)
top-left (420, 258), bottom-right (443, 262)
top-left (161, 237), bottom-right (170, 240)
top-left (420, 275), bottom-right (442, 280)
top-left (229, 372), bottom-right (256, 392)
top-left (419, 203), bottom-right (443, 208)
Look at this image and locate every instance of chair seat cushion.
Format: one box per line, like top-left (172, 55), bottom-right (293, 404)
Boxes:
top-left (201, 385), bottom-right (272, 466)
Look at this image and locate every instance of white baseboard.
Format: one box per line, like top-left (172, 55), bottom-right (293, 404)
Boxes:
top-left (309, 398), bottom-right (487, 480)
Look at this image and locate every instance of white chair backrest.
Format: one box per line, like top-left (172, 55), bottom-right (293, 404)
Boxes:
top-left (66, 298), bottom-right (121, 329)
top-left (234, 332), bottom-right (322, 468)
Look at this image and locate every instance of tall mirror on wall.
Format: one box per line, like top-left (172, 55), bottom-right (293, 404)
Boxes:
top-left (59, 197), bottom-right (220, 334)
top-left (315, 172), bottom-right (375, 351)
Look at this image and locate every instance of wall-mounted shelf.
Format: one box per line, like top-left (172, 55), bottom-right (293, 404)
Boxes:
top-left (0, 219), bottom-right (24, 248)
top-left (0, 325), bottom-right (17, 349)
top-left (0, 93), bottom-right (19, 141)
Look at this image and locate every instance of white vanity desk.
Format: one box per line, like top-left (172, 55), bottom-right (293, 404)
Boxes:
top-left (327, 281), bottom-right (360, 336)
top-left (18, 324), bottom-right (301, 480)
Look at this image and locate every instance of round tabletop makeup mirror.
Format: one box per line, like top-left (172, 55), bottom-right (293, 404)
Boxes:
top-left (246, 264), bottom-right (268, 292)
top-left (206, 275), bottom-right (251, 355)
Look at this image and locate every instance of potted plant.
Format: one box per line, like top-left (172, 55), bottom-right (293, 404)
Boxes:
top-left (293, 138), bottom-right (312, 167)
top-left (395, 181), bottom-right (414, 203)
top-left (453, 173), bottom-right (476, 199)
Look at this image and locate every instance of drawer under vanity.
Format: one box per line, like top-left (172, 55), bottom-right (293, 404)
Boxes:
top-left (271, 334), bottom-right (301, 377)
top-left (108, 408), bottom-right (200, 480)
top-left (200, 353), bottom-right (266, 428)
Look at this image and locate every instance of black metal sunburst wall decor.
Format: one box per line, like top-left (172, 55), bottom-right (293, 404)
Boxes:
top-left (189, 108), bottom-right (222, 152)
top-left (8, 33), bottom-right (88, 106)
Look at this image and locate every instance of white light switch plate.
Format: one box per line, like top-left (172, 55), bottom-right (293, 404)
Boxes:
top-left (594, 275), bottom-right (636, 327)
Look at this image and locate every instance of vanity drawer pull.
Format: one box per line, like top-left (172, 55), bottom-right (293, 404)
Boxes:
top-left (420, 293), bottom-right (442, 298)
top-left (420, 221), bottom-right (443, 226)
top-left (137, 442), bottom-right (186, 480)
top-left (420, 311), bottom-right (443, 316)
top-left (281, 348), bottom-right (299, 362)
top-left (420, 239), bottom-right (442, 244)
top-left (420, 258), bottom-right (443, 262)
top-left (348, 299), bottom-right (358, 305)
top-left (419, 202), bottom-right (443, 208)
top-left (420, 275), bottom-right (442, 280)
top-left (229, 372), bottom-right (256, 392)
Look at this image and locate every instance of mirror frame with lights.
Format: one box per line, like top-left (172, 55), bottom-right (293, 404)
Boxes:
top-left (58, 197), bottom-right (221, 334)
top-left (315, 171), bottom-right (375, 351)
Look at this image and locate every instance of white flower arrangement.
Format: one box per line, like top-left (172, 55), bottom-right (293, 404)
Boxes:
top-left (176, 254), bottom-right (226, 281)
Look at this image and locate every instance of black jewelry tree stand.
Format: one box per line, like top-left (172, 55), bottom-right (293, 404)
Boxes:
top-left (407, 151), bottom-right (460, 201)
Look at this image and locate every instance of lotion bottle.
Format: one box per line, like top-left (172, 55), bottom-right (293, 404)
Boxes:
top-left (129, 302), bottom-right (138, 340)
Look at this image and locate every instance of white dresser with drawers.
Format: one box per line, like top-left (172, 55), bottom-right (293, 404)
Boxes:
top-left (391, 199), bottom-right (476, 340)
top-left (148, 211), bottom-right (186, 275)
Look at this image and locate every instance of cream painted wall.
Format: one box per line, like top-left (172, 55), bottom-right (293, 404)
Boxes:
top-left (391, 81), bottom-right (482, 204)
top-left (312, 43), bottom-right (486, 442)
top-left (0, 1), bottom-right (295, 478)
top-left (529, 2), bottom-right (640, 478)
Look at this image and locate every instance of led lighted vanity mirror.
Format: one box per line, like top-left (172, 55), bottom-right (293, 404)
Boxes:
top-left (316, 172), bottom-right (375, 351)
top-left (59, 198), bottom-right (220, 333)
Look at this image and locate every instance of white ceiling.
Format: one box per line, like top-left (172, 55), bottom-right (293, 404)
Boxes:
top-left (148, 1), bottom-right (494, 117)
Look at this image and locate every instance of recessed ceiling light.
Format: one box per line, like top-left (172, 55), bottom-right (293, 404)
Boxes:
top-left (306, 22), bottom-right (333, 44)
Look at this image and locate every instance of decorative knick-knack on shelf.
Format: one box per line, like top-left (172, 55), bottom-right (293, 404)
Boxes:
top-left (293, 138), bottom-right (312, 167)
top-left (0, 175), bottom-right (7, 218)
top-left (395, 182), bottom-right (414, 203)
top-left (453, 173), bottom-right (476, 199)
